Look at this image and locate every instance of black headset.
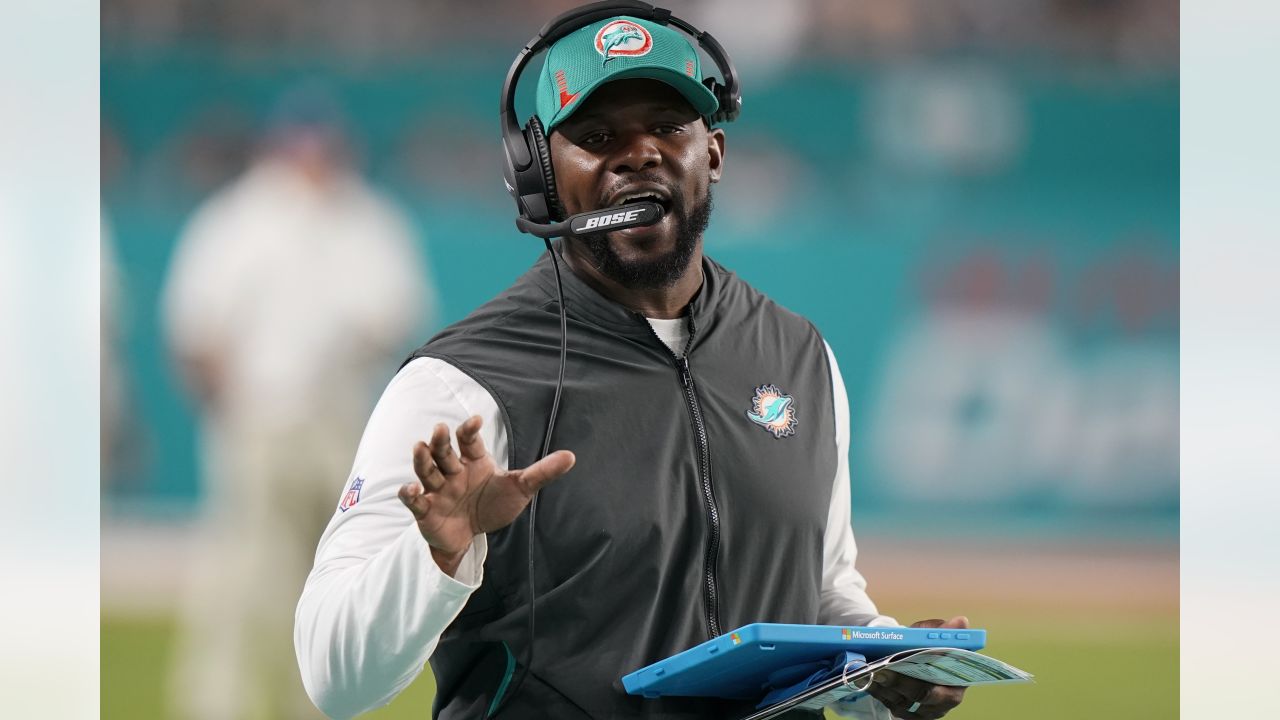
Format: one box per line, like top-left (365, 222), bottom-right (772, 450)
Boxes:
top-left (500, 0), bottom-right (742, 233)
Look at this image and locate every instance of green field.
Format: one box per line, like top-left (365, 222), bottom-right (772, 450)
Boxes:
top-left (102, 605), bottom-right (1177, 719)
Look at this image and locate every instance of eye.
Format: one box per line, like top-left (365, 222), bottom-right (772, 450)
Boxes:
top-left (579, 131), bottom-right (612, 147)
top-left (654, 123), bottom-right (685, 135)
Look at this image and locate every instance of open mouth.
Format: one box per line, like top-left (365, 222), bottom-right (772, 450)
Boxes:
top-left (611, 191), bottom-right (673, 214)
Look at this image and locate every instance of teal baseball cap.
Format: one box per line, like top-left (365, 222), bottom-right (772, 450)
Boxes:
top-left (534, 16), bottom-right (720, 132)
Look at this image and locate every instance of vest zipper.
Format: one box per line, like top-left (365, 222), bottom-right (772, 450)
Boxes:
top-left (640, 314), bottom-right (724, 640)
top-left (675, 354), bottom-right (724, 640)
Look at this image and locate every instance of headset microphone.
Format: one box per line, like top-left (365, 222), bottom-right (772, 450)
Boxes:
top-left (514, 201), bottom-right (665, 239)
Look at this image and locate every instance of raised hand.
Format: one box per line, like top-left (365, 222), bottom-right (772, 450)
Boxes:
top-left (397, 415), bottom-right (575, 576)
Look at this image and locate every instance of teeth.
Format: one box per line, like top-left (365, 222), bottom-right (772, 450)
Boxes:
top-left (614, 191), bottom-right (663, 207)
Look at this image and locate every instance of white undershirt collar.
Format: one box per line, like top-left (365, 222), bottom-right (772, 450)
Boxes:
top-left (645, 316), bottom-right (689, 357)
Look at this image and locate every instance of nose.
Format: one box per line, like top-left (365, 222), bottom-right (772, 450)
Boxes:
top-left (611, 131), bottom-right (661, 174)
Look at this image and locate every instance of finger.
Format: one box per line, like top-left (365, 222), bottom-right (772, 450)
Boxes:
top-left (429, 423), bottom-right (464, 476)
top-left (873, 669), bottom-right (917, 692)
top-left (910, 685), bottom-right (948, 716)
top-left (513, 450), bottom-right (576, 493)
top-left (868, 674), bottom-right (912, 708)
top-left (923, 685), bottom-right (966, 711)
top-left (909, 616), bottom-right (970, 629)
top-left (870, 692), bottom-right (920, 720)
top-left (866, 682), bottom-right (911, 711)
top-left (870, 666), bottom-right (931, 702)
top-left (455, 415), bottom-right (486, 461)
top-left (412, 441), bottom-right (444, 491)
top-left (901, 684), bottom-right (966, 720)
top-left (398, 481), bottom-right (430, 519)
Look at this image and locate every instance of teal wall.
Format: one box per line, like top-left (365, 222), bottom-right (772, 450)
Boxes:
top-left (102, 48), bottom-right (1177, 536)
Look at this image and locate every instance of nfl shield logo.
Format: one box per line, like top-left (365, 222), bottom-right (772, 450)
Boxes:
top-left (339, 477), bottom-right (365, 512)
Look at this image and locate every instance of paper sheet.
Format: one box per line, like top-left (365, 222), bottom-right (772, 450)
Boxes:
top-left (742, 648), bottom-right (1032, 719)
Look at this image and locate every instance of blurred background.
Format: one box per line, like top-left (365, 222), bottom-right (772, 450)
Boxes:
top-left (100, 1), bottom-right (1178, 718)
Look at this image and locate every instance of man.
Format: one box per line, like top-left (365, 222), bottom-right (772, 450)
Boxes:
top-left (163, 85), bottom-right (434, 720)
top-left (295, 14), bottom-right (966, 720)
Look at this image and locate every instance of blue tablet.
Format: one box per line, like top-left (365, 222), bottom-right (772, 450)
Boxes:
top-left (621, 623), bottom-right (986, 699)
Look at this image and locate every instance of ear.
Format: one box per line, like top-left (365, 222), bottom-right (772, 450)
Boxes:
top-left (707, 127), bottom-right (726, 183)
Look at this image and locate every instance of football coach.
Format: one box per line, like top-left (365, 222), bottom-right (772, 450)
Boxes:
top-left (295, 3), bottom-right (969, 719)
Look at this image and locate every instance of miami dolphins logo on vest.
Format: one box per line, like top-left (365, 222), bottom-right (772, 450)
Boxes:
top-left (746, 384), bottom-right (798, 439)
top-left (594, 20), bottom-right (653, 66)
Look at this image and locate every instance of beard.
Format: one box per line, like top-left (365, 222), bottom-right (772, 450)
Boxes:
top-left (577, 183), bottom-right (714, 291)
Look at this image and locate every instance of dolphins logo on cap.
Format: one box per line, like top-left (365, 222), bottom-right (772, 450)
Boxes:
top-left (595, 20), bottom-right (653, 66)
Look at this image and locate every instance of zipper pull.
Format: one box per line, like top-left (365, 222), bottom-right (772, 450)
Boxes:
top-left (676, 356), bottom-right (691, 385)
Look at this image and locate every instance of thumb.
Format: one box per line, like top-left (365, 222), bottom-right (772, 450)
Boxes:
top-left (515, 450), bottom-right (576, 493)
top-left (909, 615), bottom-right (969, 629)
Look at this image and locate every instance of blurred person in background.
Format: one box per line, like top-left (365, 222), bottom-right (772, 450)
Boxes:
top-left (160, 83), bottom-right (437, 720)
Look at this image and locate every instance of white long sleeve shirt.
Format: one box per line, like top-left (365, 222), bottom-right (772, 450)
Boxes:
top-left (295, 322), bottom-right (895, 719)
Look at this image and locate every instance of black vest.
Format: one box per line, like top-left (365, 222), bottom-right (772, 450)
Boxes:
top-left (407, 248), bottom-right (837, 719)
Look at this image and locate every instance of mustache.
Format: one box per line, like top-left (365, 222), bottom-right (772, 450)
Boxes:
top-left (596, 173), bottom-right (681, 211)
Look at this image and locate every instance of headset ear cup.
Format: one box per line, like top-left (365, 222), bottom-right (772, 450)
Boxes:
top-left (703, 79), bottom-right (737, 124)
top-left (527, 116), bottom-right (565, 222)
top-left (702, 78), bottom-right (719, 124)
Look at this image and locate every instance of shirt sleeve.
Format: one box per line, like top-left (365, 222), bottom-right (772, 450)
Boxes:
top-left (820, 343), bottom-right (898, 720)
top-left (294, 356), bottom-right (508, 720)
top-left (818, 341), bottom-right (899, 629)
